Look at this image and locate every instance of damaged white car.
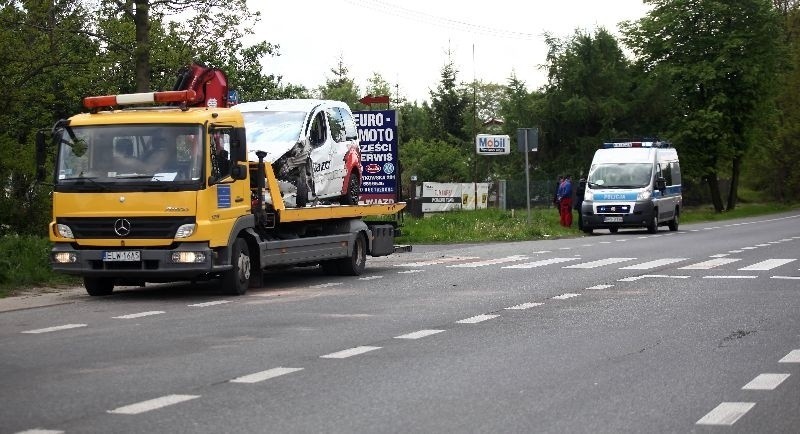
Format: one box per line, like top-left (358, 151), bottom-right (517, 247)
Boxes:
top-left (235, 99), bottom-right (362, 207)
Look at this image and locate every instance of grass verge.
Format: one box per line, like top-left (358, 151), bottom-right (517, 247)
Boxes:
top-left (0, 235), bottom-right (79, 298)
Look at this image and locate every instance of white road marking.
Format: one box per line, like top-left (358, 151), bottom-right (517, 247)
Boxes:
top-left (564, 258), bottom-right (636, 269)
top-left (559, 247), bottom-right (572, 250)
top-left (14, 430), bottom-right (64, 434)
top-left (709, 254), bottom-right (730, 258)
top-left (779, 349), bottom-right (800, 363)
top-left (696, 402), bottom-right (755, 426)
top-left (310, 282), bottom-right (343, 288)
top-left (505, 302), bottom-right (544, 310)
top-left (21, 324), bottom-right (87, 334)
top-left (394, 329), bottom-right (445, 339)
top-left (586, 284), bottom-right (614, 290)
top-left (679, 258), bottom-right (741, 270)
top-left (741, 247), bottom-right (758, 250)
top-left (771, 276), bottom-right (800, 280)
top-left (599, 241), bottom-right (612, 244)
top-left (616, 239), bottom-right (629, 242)
top-left (781, 238), bottom-right (794, 241)
top-left (704, 275), bottom-right (758, 279)
top-left (448, 255), bottom-right (528, 268)
top-left (531, 250), bottom-right (552, 254)
top-left (742, 373), bottom-right (790, 390)
top-left (112, 311), bottom-right (165, 319)
top-left (739, 259), bottom-right (796, 271)
top-left (690, 229), bottom-right (700, 232)
top-left (230, 367), bottom-right (303, 384)
top-left (456, 314), bottom-right (499, 324)
top-left (729, 250), bottom-right (744, 253)
top-left (395, 256), bottom-right (479, 267)
top-left (397, 269), bottom-right (424, 274)
top-left (620, 258), bottom-right (687, 270)
top-left (320, 346), bottom-right (381, 359)
top-left (108, 394), bottom-right (200, 415)
top-left (552, 293), bottom-right (580, 300)
top-left (768, 241), bottom-right (781, 244)
top-left (618, 274), bottom-right (690, 282)
top-left (503, 257), bottom-right (579, 269)
top-left (358, 275), bottom-right (384, 280)
top-left (637, 236), bottom-right (648, 239)
top-left (188, 300), bottom-right (231, 307)
top-left (756, 244), bottom-right (771, 247)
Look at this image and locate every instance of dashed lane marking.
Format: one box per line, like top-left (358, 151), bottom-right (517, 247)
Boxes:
top-left (696, 402), bottom-right (755, 426)
top-left (741, 247), bottom-right (758, 250)
top-left (618, 275), bottom-right (690, 282)
top-left (397, 269), bottom-right (424, 274)
top-left (108, 394), bottom-right (200, 415)
top-left (779, 349), bottom-right (800, 363)
top-left (505, 302), bottom-right (543, 310)
top-left (729, 250), bottom-right (744, 253)
top-left (320, 346), bottom-right (381, 359)
top-left (741, 373), bottom-right (790, 390)
top-left (395, 256), bottom-right (480, 267)
top-left (564, 258), bottom-right (636, 269)
top-left (503, 257), bottom-right (579, 269)
top-left (703, 275), bottom-right (758, 279)
top-left (448, 255), bottom-right (529, 268)
top-left (394, 329), bottom-right (445, 339)
top-left (709, 254), bottom-right (730, 258)
top-left (619, 258), bottom-right (687, 270)
top-left (771, 276), bottom-right (800, 280)
top-left (358, 276), bottom-right (384, 280)
top-left (21, 324), bottom-right (87, 334)
top-left (310, 282), bottom-right (343, 289)
top-left (188, 300), bottom-right (231, 307)
top-left (586, 284), bottom-right (614, 290)
top-left (679, 258), bottom-right (741, 270)
top-left (552, 293), bottom-right (580, 300)
top-left (756, 244), bottom-right (771, 247)
top-left (456, 314), bottom-right (499, 324)
top-left (13, 429), bottom-right (63, 434)
top-left (112, 311), bottom-right (165, 319)
top-left (739, 259), bottom-right (796, 271)
top-left (230, 367), bottom-right (303, 384)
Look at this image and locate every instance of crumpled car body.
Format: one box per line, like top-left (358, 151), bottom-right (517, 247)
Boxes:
top-left (235, 99), bottom-right (362, 207)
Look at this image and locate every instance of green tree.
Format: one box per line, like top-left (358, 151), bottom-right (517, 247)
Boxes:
top-left (623, 0), bottom-right (783, 211)
top-left (427, 58), bottom-right (469, 144)
top-left (317, 56), bottom-right (360, 109)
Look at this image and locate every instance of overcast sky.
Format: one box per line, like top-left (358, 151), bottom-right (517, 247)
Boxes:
top-left (247, 0), bottom-right (651, 103)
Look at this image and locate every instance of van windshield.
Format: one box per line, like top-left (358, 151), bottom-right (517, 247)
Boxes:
top-left (587, 163), bottom-right (653, 189)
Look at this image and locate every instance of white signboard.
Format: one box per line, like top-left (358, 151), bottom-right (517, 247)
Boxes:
top-left (476, 134), bottom-right (511, 155)
top-left (421, 182), bottom-right (490, 212)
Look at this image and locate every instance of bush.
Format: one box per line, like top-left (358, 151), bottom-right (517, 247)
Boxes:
top-left (0, 235), bottom-right (77, 297)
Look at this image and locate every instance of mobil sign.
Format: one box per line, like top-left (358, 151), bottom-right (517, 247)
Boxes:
top-left (476, 134), bottom-right (511, 155)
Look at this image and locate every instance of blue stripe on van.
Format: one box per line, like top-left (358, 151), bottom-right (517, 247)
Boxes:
top-left (593, 192), bottom-right (638, 201)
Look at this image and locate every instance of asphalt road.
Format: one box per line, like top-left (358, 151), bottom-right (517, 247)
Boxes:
top-left (1, 211), bottom-right (799, 433)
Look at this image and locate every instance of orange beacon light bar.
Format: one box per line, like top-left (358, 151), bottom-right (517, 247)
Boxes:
top-left (83, 90), bottom-right (198, 109)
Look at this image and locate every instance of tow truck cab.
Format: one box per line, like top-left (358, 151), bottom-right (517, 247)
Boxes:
top-left (580, 140), bottom-right (682, 234)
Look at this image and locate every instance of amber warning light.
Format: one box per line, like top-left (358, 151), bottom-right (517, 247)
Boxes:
top-left (83, 90), bottom-right (198, 109)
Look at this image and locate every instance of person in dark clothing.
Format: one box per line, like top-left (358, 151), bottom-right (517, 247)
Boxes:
top-left (558, 175), bottom-right (573, 227)
top-left (554, 175), bottom-right (564, 219)
top-left (575, 178), bottom-right (586, 229)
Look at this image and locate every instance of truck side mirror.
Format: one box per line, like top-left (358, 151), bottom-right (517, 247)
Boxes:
top-left (230, 163), bottom-right (247, 180)
top-left (35, 130), bottom-right (48, 182)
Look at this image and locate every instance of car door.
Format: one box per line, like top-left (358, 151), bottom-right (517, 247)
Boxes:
top-left (307, 108), bottom-right (337, 198)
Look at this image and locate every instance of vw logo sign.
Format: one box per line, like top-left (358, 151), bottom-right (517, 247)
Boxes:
top-left (114, 218), bottom-right (132, 237)
top-left (383, 162), bottom-right (395, 175)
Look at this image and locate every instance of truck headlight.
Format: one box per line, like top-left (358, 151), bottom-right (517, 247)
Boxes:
top-left (56, 224), bottom-right (74, 239)
top-left (171, 252), bottom-right (206, 263)
top-left (637, 190), bottom-right (652, 200)
top-left (175, 224), bottom-right (196, 238)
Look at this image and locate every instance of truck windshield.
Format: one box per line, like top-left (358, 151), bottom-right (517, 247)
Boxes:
top-left (55, 124), bottom-right (204, 189)
top-left (587, 163), bottom-right (653, 189)
top-left (240, 111), bottom-right (306, 160)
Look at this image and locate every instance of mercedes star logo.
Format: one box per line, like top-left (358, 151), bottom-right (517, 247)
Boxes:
top-left (114, 218), bottom-right (132, 237)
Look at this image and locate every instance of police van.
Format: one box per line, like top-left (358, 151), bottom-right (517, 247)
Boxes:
top-left (580, 139), bottom-right (682, 234)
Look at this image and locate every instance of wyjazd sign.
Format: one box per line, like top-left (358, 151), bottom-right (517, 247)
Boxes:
top-left (476, 134), bottom-right (511, 155)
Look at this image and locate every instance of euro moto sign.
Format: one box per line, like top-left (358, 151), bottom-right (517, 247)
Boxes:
top-left (476, 134), bottom-right (510, 155)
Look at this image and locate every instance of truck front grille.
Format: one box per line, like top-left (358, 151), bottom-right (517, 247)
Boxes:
top-left (57, 217), bottom-right (195, 239)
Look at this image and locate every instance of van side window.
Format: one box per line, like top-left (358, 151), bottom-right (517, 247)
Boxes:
top-left (309, 112), bottom-right (328, 148)
top-left (671, 162), bottom-right (681, 185)
top-left (336, 107), bottom-right (358, 141)
top-left (326, 108), bottom-right (346, 143)
top-left (661, 162), bottom-right (673, 186)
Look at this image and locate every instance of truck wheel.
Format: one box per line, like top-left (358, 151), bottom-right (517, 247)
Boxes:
top-left (647, 214), bottom-right (659, 234)
top-left (84, 277), bottom-right (114, 296)
top-left (342, 171), bottom-right (360, 205)
top-left (222, 238), bottom-right (251, 295)
top-left (334, 233), bottom-right (366, 276)
top-left (668, 209), bottom-right (679, 231)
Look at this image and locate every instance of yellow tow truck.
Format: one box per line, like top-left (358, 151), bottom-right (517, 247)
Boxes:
top-left (35, 89), bottom-right (406, 296)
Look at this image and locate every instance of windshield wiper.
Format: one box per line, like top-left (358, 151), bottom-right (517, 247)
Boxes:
top-left (60, 175), bottom-right (109, 191)
top-left (115, 174), bottom-right (157, 179)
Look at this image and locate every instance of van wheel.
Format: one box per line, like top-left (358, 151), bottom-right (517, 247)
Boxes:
top-left (221, 238), bottom-right (250, 295)
top-left (84, 277), bottom-right (114, 296)
top-left (332, 233), bottom-right (366, 276)
top-left (583, 228), bottom-right (593, 235)
top-left (295, 176), bottom-right (309, 208)
top-left (342, 171), bottom-right (360, 205)
top-left (668, 210), bottom-right (679, 231)
top-left (647, 214), bottom-right (659, 234)
top-left (609, 227), bottom-right (619, 234)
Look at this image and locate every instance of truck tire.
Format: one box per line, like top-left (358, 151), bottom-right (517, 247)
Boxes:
top-left (668, 209), bottom-right (679, 231)
top-left (342, 171), bottom-right (360, 205)
top-left (647, 214), bottom-right (659, 234)
top-left (221, 237), bottom-right (251, 295)
top-left (332, 233), bottom-right (366, 276)
top-left (84, 277), bottom-right (114, 296)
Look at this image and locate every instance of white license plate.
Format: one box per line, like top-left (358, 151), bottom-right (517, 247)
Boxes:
top-left (603, 216), bottom-right (623, 223)
top-left (103, 250), bottom-right (141, 262)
